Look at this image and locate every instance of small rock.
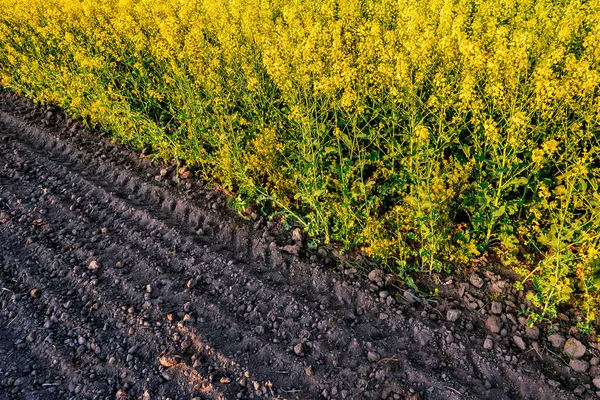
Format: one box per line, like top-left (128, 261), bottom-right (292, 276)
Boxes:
top-left (570, 359), bottom-right (590, 373)
top-left (293, 343), bottom-right (304, 357)
top-left (564, 338), bottom-right (586, 359)
top-left (513, 335), bottom-right (526, 350)
top-left (490, 301), bottom-right (502, 315)
top-left (116, 390), bottom-right (129, 400)
top-left (403, 290), bottom-right (417, 304)
top-left (88, 260), bottom-right (99, 270)
top-left (446, 309), bottom-right (461, 322)
top-left (469, 274), bottom-right (484, 288)
top-left (305, 366), bottom-right (313, 377)
top-left (317, 248), bottom-right (328, 259)
top-left (525, 326), bottom-right (540, 340)
top-left (485, 316), bottom-right (502, 333)
top-left (547, 380), bottom-right (560, 388)
top-left (128, 345), bottom-right (138, 354)
top-left (180, 338), bottom-right (192, 350)
top-left (159, 355), bottom-right (178, 368)
top-left (187, 278), bottom-right (198, 289)
top-left (483, 338), bottom-right (493, 349)
top-left (145, 285), bottom-right (152, 293)
top-left (593, 377), bottom-right (600, 389)
top-left (368, 269), bottom-right (385, 285)
top-left (30, 288), bottom-right (41, 298)
top-left (381, 387), bottom-right (393, 399)
top-left (558, 313), bottom-right (569, 321)
top-left (367, 351), bottom-right (381, 362)
top-left (183, 314), bottom-right (195, 323)
top-left (457, 284), bottom-right (466, 298)
top-left (415, 328), bottom-right (433, 346)
top-left (574, 385), bottom-right (586, 395)
top-left (179, 168), bottom-right (191, 180)
top-left (220, 377), bottom-right (231, 384)
top-left (292, 228), bottom-right (302, 242)
top-left (548, 333), bottom-right (566, 349)
top-left (281, 244), bottom-right (300, 255)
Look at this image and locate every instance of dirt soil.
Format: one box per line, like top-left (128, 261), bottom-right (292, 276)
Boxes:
top-left (0, 89), bottom-right (597, 400)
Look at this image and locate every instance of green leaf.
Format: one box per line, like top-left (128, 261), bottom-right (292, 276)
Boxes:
top-left (493, 205), bottom-right (506, 218)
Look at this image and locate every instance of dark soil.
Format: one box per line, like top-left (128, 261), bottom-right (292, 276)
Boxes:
top-left (0, 89), bottom-right (596, 400)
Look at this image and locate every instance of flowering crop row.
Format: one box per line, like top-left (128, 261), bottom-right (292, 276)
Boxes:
top-left (1, 0), bottom-right (599, 330)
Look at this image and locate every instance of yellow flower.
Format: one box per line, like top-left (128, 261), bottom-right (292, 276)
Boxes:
top-left (532, 148), bottom-right (545, 165)
top-left (542, 139), bottom-right (559, 155)
top-left (415, 124), bottom-right (429, 142)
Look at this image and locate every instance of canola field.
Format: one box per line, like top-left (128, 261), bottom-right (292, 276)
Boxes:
top-left (1, 0), bottom-right (599, 330)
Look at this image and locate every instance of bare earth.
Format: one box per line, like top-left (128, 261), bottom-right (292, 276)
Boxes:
top-left (0, 90), bottom-right (592, 399)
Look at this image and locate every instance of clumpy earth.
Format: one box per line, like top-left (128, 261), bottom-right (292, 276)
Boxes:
top-left (0, 89), bottom-right (598, 399)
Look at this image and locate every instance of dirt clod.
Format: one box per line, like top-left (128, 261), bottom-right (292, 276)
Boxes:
top-left (513, 335), bottom-right (526, 350)
top-left (526, 326), bottom-right (540, 340)
top-left (368, 269), bottom-right (384, 284)
top-left (490, 301), bottom-right (503, 314)
top-left (367, 351), bottom-right (381, 362)
top-left (564, 338), bottom-right (586, 359)
top-left (485, 315), bottom-right (502, 333)
top-left (469, 274), bottom-right (484, 288)
top-left (484, 337), bottom-right (493, 349)
top-left (569, 359), bottom-right (589, 373)
top-left (446, 309), bottom-right (461, 322)
top-left (548, 333), bottom-right (566, 349)
top-left (293, 343), bottom-right (305, 357)
top-left (403, 290), bottom-right (417, 304)
top-left (292, 228), bottom-right (302, 242)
